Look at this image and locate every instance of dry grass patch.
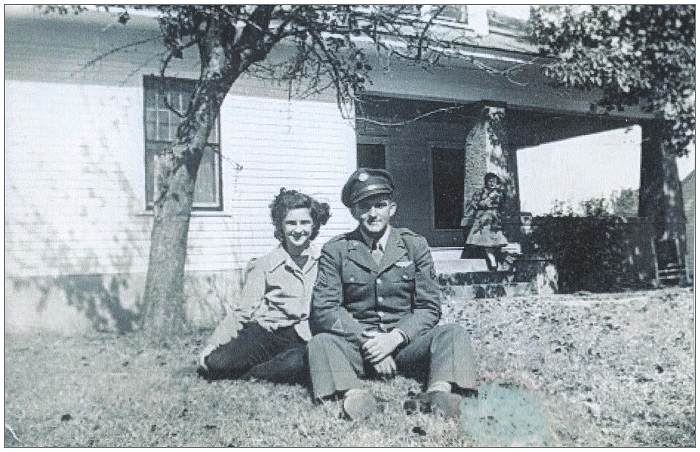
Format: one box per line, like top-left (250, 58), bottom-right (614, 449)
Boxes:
top-left (5, 287), bottom-right (695, 446)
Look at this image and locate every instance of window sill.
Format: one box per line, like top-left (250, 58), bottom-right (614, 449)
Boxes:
top-left (135, 210), bottom-right (232, 218)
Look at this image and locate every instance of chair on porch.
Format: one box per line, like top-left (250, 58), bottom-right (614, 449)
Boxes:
top-left (652, 238), bottom-right (688, 286)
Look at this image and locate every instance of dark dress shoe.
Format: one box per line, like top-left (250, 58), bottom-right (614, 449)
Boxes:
top-left (404, 391), bottom-right (464, 419)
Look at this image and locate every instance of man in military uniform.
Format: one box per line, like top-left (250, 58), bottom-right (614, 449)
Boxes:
top-left (308, 168), bottom-right (478, 420)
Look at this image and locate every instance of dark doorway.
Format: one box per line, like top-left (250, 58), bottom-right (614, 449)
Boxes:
top-left (432, 147), bottom-right (465, 229)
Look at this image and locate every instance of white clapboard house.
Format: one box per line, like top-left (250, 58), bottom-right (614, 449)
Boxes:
top-left (5, 6), bottom-right (686, 333)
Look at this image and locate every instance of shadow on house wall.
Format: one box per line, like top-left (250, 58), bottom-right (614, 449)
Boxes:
top-left (10, 273), bottom-right (142, 334)
top-left (5, 130), bottom-right (242, 334)
top-left (6, 153), bottom-right (150, 333)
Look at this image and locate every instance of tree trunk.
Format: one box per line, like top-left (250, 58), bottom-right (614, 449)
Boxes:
top-left (140, 10), bottom-right (274, 341)
top-left (141, 82), bottom-right (231, 341)
top-left (141, 146), bottom-right (197, 340)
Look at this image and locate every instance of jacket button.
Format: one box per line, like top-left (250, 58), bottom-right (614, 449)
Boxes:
top-left (350, 276), bottom-right (355, 282)
top-left (378, 311), bottom-right (384, 318)
top-left (402, 274), bottom-right (409, 280)
top-left (377, 296), bottom-right (384, 302)
top-left (376, 278), bottom-right (382, 284)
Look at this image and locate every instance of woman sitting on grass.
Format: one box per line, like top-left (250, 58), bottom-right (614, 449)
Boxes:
top-left (197, 188), bottom-right (330, 384)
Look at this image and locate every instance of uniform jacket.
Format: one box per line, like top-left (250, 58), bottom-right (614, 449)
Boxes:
top-left (199, 244), bottom-right (320, 367)
top-left (310, 227), bottom-right (442, 347)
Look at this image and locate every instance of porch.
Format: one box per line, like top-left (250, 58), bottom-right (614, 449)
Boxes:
top-left (357, 96), bottom-right (688, 294)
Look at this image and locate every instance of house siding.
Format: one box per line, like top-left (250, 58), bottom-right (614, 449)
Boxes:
top-left (5, 9), bottom-right (361, 333)
top-left (5, 77), bottom-right (356, 333)
top-left (6, 79), bottom-right (356, 279)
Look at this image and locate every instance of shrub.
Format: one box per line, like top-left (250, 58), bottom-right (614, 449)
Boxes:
top-left (528, 198), bottom-right (637, 293)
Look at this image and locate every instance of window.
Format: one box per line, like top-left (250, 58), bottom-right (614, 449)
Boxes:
top-left (435, 5), bottom-right (469, 23)
top-left (357, 143), bottom-right (386, 169)
top-left (416, 5), bottom-right (469, 24)
top-left (143, 76), bottom-right (222, 210)
top-left (432, 147), bottom-right (465, 229)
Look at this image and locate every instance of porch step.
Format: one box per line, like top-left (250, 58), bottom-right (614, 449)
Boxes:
top-left (434, 258), bottom-right (489, 274)
top-left (441, 281), bottom-right (536, 299)
top-left (436, 270), bottom-right (537, 299)
top-left (658, 263), bottom-right (687, 285)
top-left (434, 256), bottom-right (555, 299)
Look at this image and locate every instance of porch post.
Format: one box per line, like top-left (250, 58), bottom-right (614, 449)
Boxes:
top-left (638, 120), bottom-right (687, 271)
top-left (463, 104), bottom-right (521, 241)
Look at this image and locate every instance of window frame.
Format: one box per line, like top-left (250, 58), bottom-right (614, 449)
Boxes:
top-left (143, 75), bottom-right (223, 211)
top-left (433, 5), bottom-right (469, 24)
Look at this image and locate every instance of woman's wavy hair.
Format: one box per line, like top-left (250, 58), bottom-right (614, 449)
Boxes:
top-left (484, 172), bottom-right (501, 186)
top-left (270, 188), bottom-right (331, 242)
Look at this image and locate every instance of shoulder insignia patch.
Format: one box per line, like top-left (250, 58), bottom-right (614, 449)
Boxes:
top-left (398, 228), bottom-right (419, 237)
top-left (317, 270), bottom-right (328, 286)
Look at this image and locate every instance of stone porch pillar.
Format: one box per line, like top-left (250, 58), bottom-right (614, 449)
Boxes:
top-left (638, 121), bottom-right (687, 266)
top-left (463, 104), bottom-right (521, 241)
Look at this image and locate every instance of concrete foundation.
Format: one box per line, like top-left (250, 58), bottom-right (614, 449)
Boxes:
top-left (5, 269), bottom-right (245, 335)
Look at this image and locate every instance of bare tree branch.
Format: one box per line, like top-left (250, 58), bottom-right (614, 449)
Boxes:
top-left (118, 50), bottom-right (168, 86)
top-left (416, 6), bottom-right (447, 60)
top-left (356, 105), bottom-right (474, 127)
top-left (159, 39), bottom-right (199, 118)
top-left (71, 35), bottom-right (160, 78)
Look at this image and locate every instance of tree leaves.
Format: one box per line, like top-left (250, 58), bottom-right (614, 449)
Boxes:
top-left (531, 5), bottom-right (695, 156)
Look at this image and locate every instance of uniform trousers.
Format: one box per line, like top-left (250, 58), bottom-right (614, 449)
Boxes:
top-left (204, 322), bottom-right (308, 384)
top-left (308, 323), bottom-right (477, 399)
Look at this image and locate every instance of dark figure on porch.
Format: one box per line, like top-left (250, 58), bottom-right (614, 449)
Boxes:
top-left (461, 172), bottom-right (509, 271)
top-left (197, 188), bottom-right (330, 384)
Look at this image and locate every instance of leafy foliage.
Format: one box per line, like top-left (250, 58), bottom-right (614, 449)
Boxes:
top-left (529, 199), bottom-right (641, 292)
top-left (531, 5), bottom-right (695, 155)
top-left (609, 188), bottom-right (639, 217)
top-left (545, 188), bottom-right (639, 218)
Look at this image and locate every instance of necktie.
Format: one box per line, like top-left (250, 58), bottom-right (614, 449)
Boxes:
top-left (371, 240), bottom-right (383, 265)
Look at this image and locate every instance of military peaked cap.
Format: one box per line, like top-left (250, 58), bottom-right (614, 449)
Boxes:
top-left (341, 168), bottom-right (395, 207)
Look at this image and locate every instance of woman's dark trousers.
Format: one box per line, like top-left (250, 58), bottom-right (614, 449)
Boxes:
top-left (203, 322), bottom-right (308, 385)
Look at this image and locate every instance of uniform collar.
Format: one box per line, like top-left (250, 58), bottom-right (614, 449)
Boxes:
top-left (346, 226), bottom-right (407, 274)
top-left (359, 225), bottom-right (392, 251)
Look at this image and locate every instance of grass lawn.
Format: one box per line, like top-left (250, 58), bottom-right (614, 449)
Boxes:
top-left (4, 287), bottom-right (695, 447)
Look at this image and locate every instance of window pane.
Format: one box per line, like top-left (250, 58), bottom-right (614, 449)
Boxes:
top-left (156, 92), bottom-right (167, 109)
top-left (145, 110), bottom-right (157, 140)
top-left (357, 144), bottom-right (386, 169)
top-left (438, 5), bottom-right (468, 22)
top-left (169, 112), bottom-right (182, 141)
top-left (145, 144), bottom-right (159, 205)
top-left (144, 75), bottom-right (222, 210)
top-left (193, 146), bottom-right (218, 204)
top-left (178, 92), bottom-right (189, 112)
top-left (158, 117), bottom-right (170, 142)
top-left (432, 147), bottom-right (465, 229)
